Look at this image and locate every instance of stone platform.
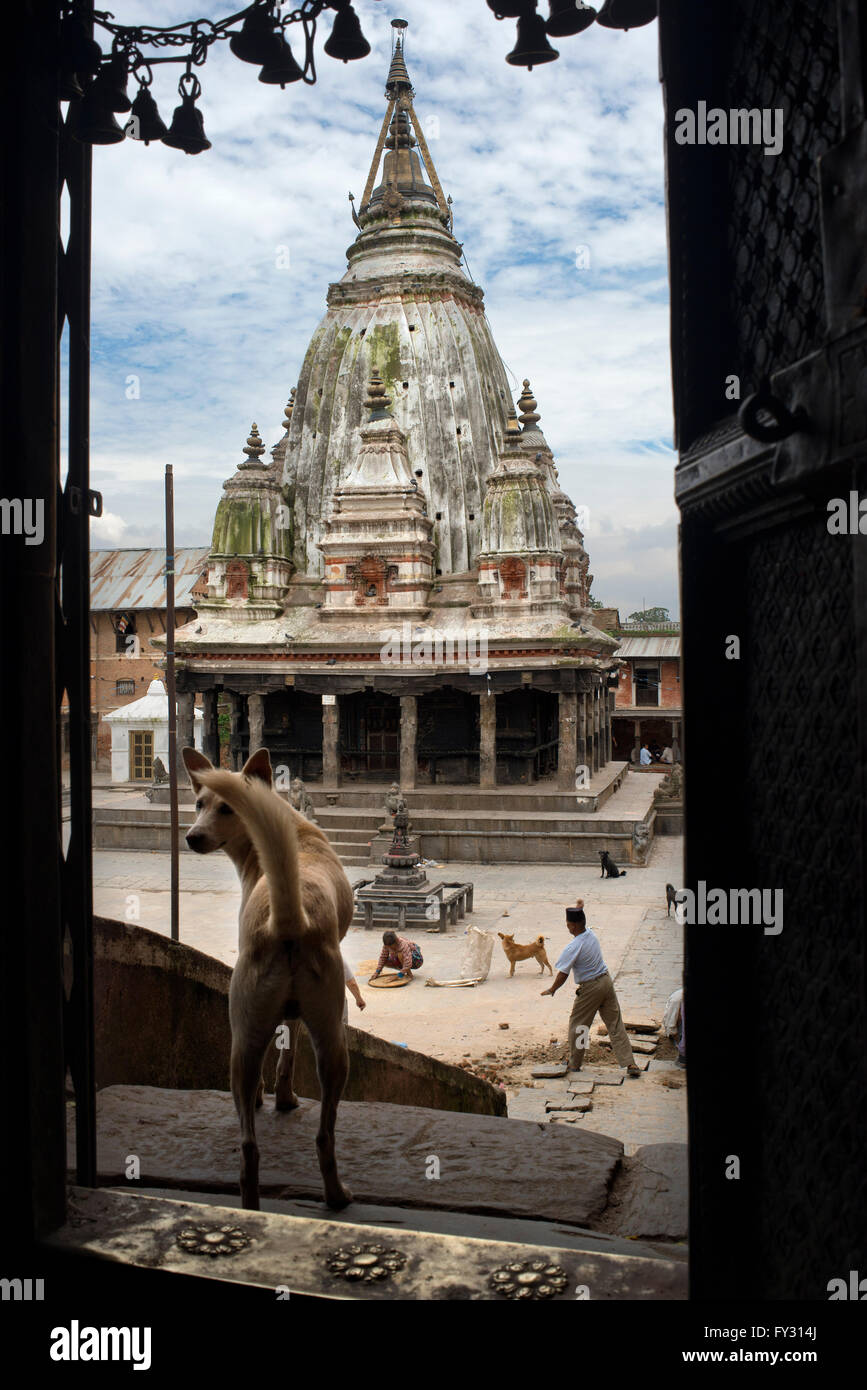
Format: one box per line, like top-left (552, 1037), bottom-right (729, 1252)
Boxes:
top-left (91, 766), bottom-right (662, 867)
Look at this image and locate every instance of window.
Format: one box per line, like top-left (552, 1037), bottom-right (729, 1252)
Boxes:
top-left (114, 612), bottom-right (136, 653)
top-left (634, 664), bottom-right (660, 707)
top-left (129, 730), bottom-right (154, 781)
top-left (115, 679), bottom-right (135, 696)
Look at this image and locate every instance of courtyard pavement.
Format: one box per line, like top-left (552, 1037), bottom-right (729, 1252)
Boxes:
top-left (92, 833), bottom-right (685, 1154)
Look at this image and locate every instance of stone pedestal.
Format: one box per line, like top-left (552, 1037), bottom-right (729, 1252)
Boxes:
top-left (479, 692), bottom-right (496, 788)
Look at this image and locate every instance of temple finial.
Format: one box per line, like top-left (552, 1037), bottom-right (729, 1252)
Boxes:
top-left (241, 421), bottom-right (266, 466)
top-left (386, 19), bottom-right (412, 96)
top-left (366, 369), bottom-right (392, 419)
top-left (517, 380), bottom-right (540, 429)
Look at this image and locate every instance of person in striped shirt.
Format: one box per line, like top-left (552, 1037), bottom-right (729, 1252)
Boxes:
top-left (371, 930), bottom-right (424, 980)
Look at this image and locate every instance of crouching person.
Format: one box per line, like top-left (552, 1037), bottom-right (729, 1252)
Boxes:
top-left (370, 930), bottom-right (423, 981)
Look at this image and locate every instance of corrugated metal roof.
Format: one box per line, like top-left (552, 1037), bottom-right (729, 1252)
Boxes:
top-left (615, 637), bottom-right (681, 658)
top-left (90, 548), bottom-right (210, 611)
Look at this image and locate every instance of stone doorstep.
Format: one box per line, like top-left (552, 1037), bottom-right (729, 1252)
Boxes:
top-left (79, 1086), bottom-right (623, 1231)
top-left (49, 1187), bottom-right (688, 1300)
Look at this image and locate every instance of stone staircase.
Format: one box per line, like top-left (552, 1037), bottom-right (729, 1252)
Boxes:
top-left (92, 764), bottom-right (660, 868)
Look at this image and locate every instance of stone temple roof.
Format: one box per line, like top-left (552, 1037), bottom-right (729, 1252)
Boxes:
top-left (173, 30), bottom-right (616, 670)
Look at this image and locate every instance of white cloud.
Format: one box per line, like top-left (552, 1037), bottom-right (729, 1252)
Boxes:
top-left (87, 0), bottom-right (677, 616)
top-left (90, 508), bottom-right (130, 546)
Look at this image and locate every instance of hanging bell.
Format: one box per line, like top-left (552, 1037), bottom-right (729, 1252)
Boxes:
top-left (73, 81), bottom-right (126, 145)
top-left (58, 12), bottom-right (102, 88)
top-left (162, 90), bottom-right (211, 155)
top-left (323, 4), bottom-right (371, 63)
top-left (596, 0), bottom-right (657, 30)
top-left (506, 12), bottom-right (560, 68)
top-left (229, 8), bottom-right (284, 66)
top-left (127, 85), bottom-right (167, 145)
top-left (258, 37), bottom-right (304, 86)
top-left (486, 1), bottom-right (529, 15)
top-left (60, 70), bottom-right (85, 102)
top-left (545, 1), bottom-right (598, 37)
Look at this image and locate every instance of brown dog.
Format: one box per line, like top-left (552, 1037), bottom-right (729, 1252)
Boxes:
top-left (182, 746), bottom-right (355, 1211)
top-left (497, 932), bottom-right (553, 978)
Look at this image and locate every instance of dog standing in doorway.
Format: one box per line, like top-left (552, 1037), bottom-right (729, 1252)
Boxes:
top-left (182, 747), bottom-right (354, 1211)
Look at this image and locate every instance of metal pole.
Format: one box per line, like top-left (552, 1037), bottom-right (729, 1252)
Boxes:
top-left (165, 465), bottom-right (179, 943)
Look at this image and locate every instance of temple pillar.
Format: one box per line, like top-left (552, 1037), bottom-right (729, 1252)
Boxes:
top-left (577, 692), bottom-right (588, 780)
top-left (558, 691), bottom-right (578, 791)
top-left (605, 690), bottom-right (614, 764)
top-left (592, 686), bottom-right (601, 772)
top-left (322, 696), bottom-right (340, 786)
top-left (176, 692), bottom-right (194, 768)
top-left (247, 692), bottom-right (265, 753)
top-left (672, 717), bottom-right (682, 763)
top-left (201, 690), bottom-right (219, 765)
top-left (479, 692), bottom-right (497, 788)
top-left (632, 719), bottom-right (642, 763)
top-left (228, 691), bottom-right (244, 769)
top-left (400, 695), bottom-right (417, 790)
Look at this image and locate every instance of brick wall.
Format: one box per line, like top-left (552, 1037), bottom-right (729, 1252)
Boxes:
top-left (614, 656), bottom-right (681, 710)
top-left (90, 609), bottom-right (194, 765)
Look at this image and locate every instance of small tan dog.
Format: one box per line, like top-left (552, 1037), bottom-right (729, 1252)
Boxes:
top-left (497, 931), bottom-right (553, 977)
top-left (182, 746), bottom-right (354, 1211)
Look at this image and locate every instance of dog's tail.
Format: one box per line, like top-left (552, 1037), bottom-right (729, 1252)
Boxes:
top-left (194, 768), bottom-right (308, 937)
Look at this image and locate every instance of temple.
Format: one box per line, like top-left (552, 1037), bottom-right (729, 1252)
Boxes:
top-left (167, 30), bottom-right (625, 822)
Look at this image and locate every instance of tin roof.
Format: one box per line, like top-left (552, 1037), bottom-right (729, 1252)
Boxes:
top-left (90, 548), bottom-right (210, 612)
top-left (615, 637), bottom-right (681, 658)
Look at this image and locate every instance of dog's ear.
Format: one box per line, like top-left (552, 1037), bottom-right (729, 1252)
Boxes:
top-left (497, 932), bottom-right (505, 940)
top-left (242, 747), bottom-right (272, 786)
top-left (182, 746), bottom-right (212, 791)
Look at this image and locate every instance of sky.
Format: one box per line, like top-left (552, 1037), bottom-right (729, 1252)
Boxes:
top-left (82, 0), bottom-right (678, 620)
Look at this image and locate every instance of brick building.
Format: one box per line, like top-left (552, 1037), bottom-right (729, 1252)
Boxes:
top-left (87, 548), bottom-right (209, 769)
top-left (611, 624), bottom-right (681, 764)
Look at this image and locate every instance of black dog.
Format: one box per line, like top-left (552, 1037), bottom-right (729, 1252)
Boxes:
top-left (666, 883), bottom-right (678, 916)
top-left (599, 850), bottom-right (627, 878)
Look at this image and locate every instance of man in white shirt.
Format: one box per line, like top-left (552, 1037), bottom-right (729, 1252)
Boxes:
top-left (639, 744), bottom-right (652, 766)
top-left (542, 902), bottom-right (641, 1075)
top-left (341, 951), bottom-right (366, 1025)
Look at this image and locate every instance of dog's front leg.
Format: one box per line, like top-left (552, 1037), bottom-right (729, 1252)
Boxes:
top-left (275, 1017), bottom-right (302, 1111)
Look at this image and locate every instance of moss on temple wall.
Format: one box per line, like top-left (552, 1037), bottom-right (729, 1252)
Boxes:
top-left (364, 321), bottom-right (403, 395)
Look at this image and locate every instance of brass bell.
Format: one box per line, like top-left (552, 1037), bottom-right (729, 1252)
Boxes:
top-left (546, 1), bottom-right (598, 37)
top-left (506, 12), bottom-right (560, 68)
top-left (596, 0), bottom-right (657, 29)
top-left (127, 85), bottom-right (167, 145)
top-left (73, 82), bottom-right (126, 145)
top-left (229, 8), bottom-right (284, 65)
top-left (58, 12), bottom-right (102, 91)
top-left (162, 83), bottom-right (211, 155)
top-left (90, 54), bottom-right (132, 113)
top-left (486, 1), bottom-right (529, 14)
top-left (258, 38), bottom-right (304, 87)
top-left (323, 3), bottom-right (371, 63)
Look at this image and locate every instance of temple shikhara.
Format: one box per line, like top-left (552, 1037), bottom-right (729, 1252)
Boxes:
top-left (167, 30), bottom-right (636, 860)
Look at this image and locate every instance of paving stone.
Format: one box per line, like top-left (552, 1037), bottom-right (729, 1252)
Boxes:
top-left (567, 1081), bottom-right (595, 1096)
top-left (546, 1098), bottom-right (592, 1112)
top-left (582, 1068), bottom-right (625, 1085)
top-left (605, 1143), bottom-right (687, 1240)
top-left (599, 1036), bottom-right (657, 1055)
top-left (598, 1016), bottom-right (660, 1035)
top-left (531, 1062), bottom-right (568, 1078)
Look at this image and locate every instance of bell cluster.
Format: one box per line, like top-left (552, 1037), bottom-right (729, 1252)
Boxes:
top-left (488, 1), bottom-right (657, 69)
top-left (58, 0), bottom-right (375, 155)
